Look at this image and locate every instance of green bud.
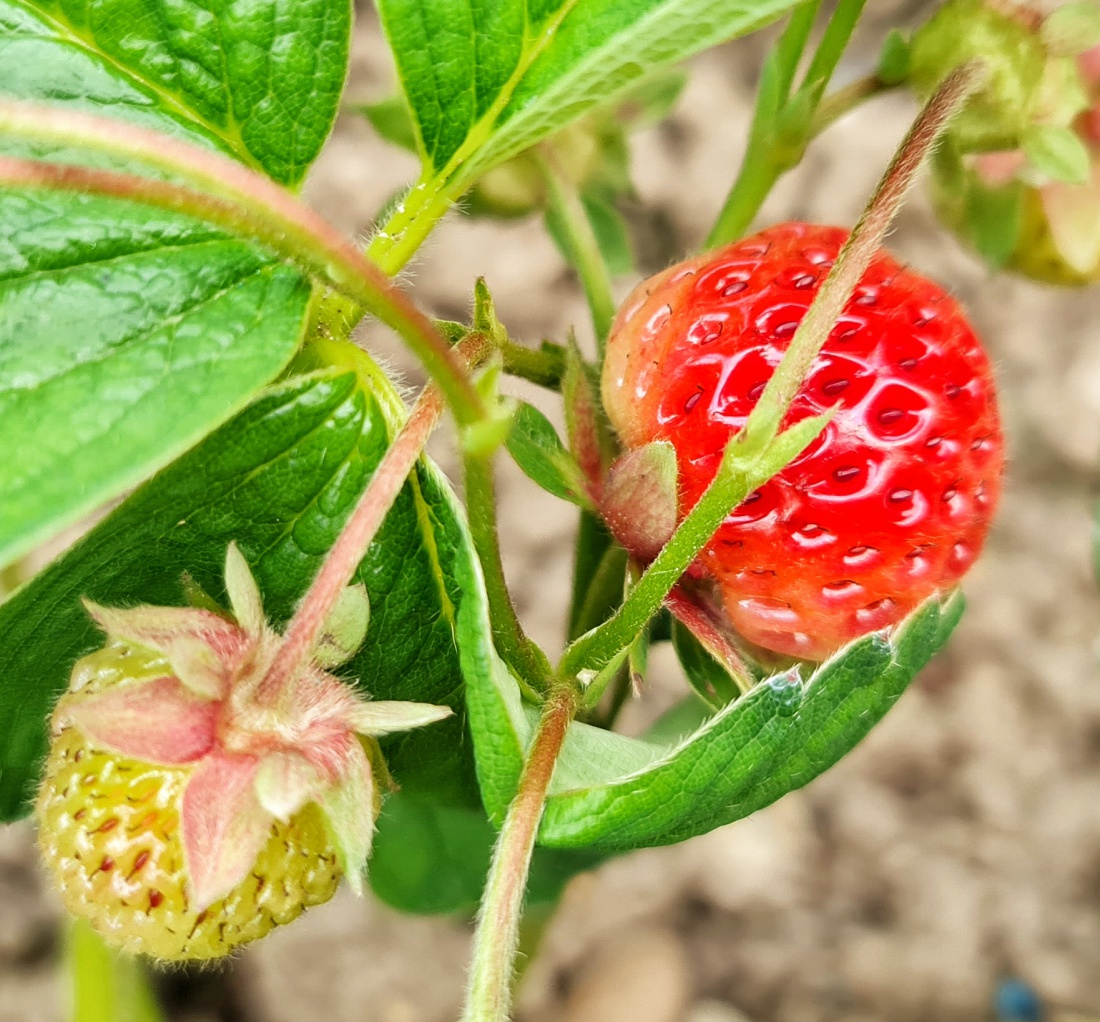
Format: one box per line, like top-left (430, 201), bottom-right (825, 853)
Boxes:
top-left (909, 0), bottom-right (1081, 151)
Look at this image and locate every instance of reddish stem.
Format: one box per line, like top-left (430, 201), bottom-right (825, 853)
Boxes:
top-left (259, 335), bottom-right (487, 703)
top-left (0, 103), bottom-right (484, 425)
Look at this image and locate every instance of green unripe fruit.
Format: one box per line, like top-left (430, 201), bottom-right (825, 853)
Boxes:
top-left (910, 0), bottom-right (1080, 151)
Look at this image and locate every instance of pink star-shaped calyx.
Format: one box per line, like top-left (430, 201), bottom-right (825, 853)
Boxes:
top-left (52, 544), bottom-right (451, 912)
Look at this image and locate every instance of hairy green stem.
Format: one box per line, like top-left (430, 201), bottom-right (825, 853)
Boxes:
top-left (464, 455), bottom-right (553, 695)
top-left (707, 0), bottom-right (870, 248)
top-left (366, 0), bottom-right (583, 276)
top-left (801, 0), bottom-right (869, 99)
top-left (538, 150), bottom-right (617, 353)
top-left (462, 681), bottom-right (579, 1022)
top-left (706, 3), bottom-right (821, 248)
top-left (0, 103), bottom-right (484, 426)
top-left (500, 339), bottom-right (568, 390)
top-left (810, 74), bottom-right (900, 134)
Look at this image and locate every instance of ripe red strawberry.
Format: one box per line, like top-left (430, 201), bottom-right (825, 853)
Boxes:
top-left (602, 222), bottom-right (1003, 660)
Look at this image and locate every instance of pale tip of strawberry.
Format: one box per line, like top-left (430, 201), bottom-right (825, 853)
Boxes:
top-left (224, 542), bottom-right (265, 638)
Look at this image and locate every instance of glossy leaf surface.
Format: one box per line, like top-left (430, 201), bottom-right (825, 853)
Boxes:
top-left (0, 363), bottom-right (489, 824)
top-left (0, 190), bottom-right (312, 567)
top-left (0, 0), bottom-right (350, 183)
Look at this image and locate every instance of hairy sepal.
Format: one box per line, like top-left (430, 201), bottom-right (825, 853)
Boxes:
top-left (601, 442), bottom-right (678, 562)
top-left (181, 751), bottom-right (270, 912)
top-left (54, 677), bottom-right (217, 765)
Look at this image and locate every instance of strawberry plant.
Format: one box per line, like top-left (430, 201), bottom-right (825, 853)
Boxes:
top-left (0, 0), bottom-right (1088, 1018)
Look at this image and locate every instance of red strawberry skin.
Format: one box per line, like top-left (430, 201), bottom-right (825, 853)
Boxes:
top-left (602, 222), bottom-right (1003, 660)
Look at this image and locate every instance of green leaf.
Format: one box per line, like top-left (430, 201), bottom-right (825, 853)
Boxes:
top-left (505, 401), bottom-right (589, 505)
top-left (0, 364), bottom-right (482, 819)
top-left (1023, 123), bottom-right (1092, 185)
top-left (0, 0), bottom-right (350, 185)
top-left (464, 592), bottom-right (963, 849)
top-left (377, 0), bottom-right (801, 187)
top-left (0, 188), bottom-right (312, 568)
top-left (355, 96), bottom-right (419, 154)
top-left (369, 791), bottom-right (601, 915)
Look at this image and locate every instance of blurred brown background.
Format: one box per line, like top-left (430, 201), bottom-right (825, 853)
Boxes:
top-left (4, 3), bottom-right (1100, 1020)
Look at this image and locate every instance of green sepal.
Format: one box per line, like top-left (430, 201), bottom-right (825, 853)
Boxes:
top-left (505, 402), bottom-right (592, 507)
top-left (671, 618), bottom-right (743, 710)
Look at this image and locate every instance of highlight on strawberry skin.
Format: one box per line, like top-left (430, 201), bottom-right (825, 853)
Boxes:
top-left (601, 222), bottom-right (1004, 661)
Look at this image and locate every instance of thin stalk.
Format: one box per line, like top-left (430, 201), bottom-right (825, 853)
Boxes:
top-left (561, 62), bottom-right (984, 678)
top-left (500, 339), bottom-right (567, 390)
top-left (706, 3), bottom-right (821, 248)
top-left (705, 64), bottom-right (789, 249)
top-left (366, 0), bottom-right (583, 276)
top-left (589, 663), bottom-right (634, 730)
top-left (0, 103), bottom-right (484, 425)
top-left (707, 0), bottom-right (869, 249)
top-left (464, 454), bottom-right (553, 695)
top-left (775, 2), bottom-right (824, 100)
top-left (570, 543), bottom-right (629, 641)
top-left (742, 61), bottom-right (985, 449)
top-left (462, 681), bottom-right (579, 1022)
top-left (67, 919), bottom-right (165, 1022)
top-left (801, 0), bottom-right (869, 100)
top-left (260, 335), bottom-right (488, 702)
top-left (538, 150), bottom-right (617, 354)
top-left (366, 172), bottom-right (454, 276)
top-left (567, 512), bottom-right (615, 641)
top-left (811, 74), bottom-right (900, 135)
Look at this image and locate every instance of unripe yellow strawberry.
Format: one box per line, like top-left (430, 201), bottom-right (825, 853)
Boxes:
top-left (37, 717), bottom-right (340, 960)
top-left (34, 546), bottom-right (452, 961)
